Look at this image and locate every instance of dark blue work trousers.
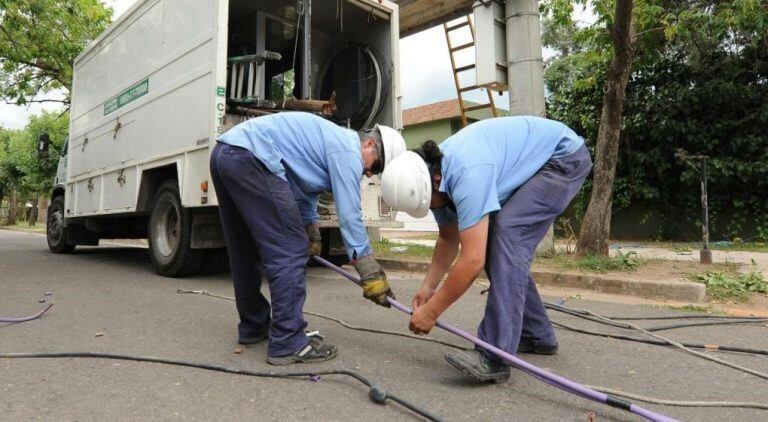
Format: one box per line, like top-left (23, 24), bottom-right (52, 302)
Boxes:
top-left (209, 142), bottom-right (309, 357)
top-left (478, 145), bottom-right (592, 361)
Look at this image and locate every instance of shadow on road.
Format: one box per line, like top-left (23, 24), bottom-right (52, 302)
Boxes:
top-left (67, 247), bottom-right (155, 273)
top-left (65, 246), bottom-right (230, 280)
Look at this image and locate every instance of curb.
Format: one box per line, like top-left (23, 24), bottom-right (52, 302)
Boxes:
top-left (378, 258), bottom-right (707, 303)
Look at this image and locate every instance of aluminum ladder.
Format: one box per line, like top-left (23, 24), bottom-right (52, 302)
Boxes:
top-left (443, 15), bottom-right (498, 127)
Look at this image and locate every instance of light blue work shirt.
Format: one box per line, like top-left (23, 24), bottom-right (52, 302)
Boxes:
top-left (432, 116), bottom-right (584, 231)
top-left (217, 112), bottom-right (371, 259)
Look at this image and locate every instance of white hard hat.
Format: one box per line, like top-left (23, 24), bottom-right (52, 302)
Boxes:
top-left (375, 124), bottom-right (406, 168)
top-left (380, 151), bottom-right (432, 218)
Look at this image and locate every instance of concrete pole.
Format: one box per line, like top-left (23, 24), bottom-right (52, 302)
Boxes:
top-left (505, 0), bottom-right (546, 116)
top-left (505, 0), bottom-right (554, 253)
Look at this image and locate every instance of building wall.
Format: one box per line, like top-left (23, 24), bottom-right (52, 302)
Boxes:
top-left (402, 120), bottom-right (453, 149)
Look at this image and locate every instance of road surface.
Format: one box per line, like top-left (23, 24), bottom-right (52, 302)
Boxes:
top-left (2, 230), bottom-right (767, 421)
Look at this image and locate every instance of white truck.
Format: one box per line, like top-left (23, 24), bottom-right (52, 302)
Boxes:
top-left (45, 0), bottom-right (402, 276)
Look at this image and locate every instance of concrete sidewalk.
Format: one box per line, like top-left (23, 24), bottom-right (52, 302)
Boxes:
top-left (378, 258), bottom-right (708, 302)
top-left (379, 235), bottom-right (768, 303)
top-left (385, 235), bottom-right (768, 275)
top-left (609, 242), bottom-right (768, 277)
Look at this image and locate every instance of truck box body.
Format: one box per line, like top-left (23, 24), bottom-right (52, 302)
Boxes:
top-left (51, 0), bottom-right (402, 273)
top-left (66, 0), bottom-right (400, 218)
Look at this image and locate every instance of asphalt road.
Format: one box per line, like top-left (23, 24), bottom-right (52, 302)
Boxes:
top-left (2, 229), bottom-right (767, 421)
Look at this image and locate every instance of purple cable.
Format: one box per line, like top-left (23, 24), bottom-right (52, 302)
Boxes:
top-left (0, 303), bottom-right (53, 323)
top-left (312, 255), bottom-right (678, 422)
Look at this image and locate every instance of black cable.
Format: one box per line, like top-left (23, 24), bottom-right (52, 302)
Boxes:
top-left (177, 289), bottom-right (466, 350)
top-left (609, 314), bottom-right (767, 321)
top-left (0, 352), bottom-right (442, 422)
top-left (546, 302), bottom-right (633, 329)
top-left (644, 319), bottom-right (768, 332)
top-left (547, 302), bottom-right (768, 331)
top-left (551, 320), bottom-right (768, 356)
top-left (546, 303), bottom-right (768, 332)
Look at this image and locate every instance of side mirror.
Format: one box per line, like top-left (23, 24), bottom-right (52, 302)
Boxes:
top-left (37, 133), bottom-right (50, 159)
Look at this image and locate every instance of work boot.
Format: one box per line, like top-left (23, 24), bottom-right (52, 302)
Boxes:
top-left (517, 341), bottom-right (559, 355)
top-left (267, 338), bottom-right (338, 365)
top-left (444, 349), bottom-right (510, 383)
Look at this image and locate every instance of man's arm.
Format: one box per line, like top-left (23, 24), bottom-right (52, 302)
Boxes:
top-left (423, 222), bottom-right (460, 289)
top-left (327, 151), bottom-right (393, 306)
top-left (326, 152), bottom-right (371, 259)
top-left (410, 216), bottom-right (489, 334)
top-left (428, 216), bottom-right (488, 313)
top-left (413, 221), bottom-right (460, 309)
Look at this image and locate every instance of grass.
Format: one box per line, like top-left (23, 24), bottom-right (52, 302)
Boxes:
top-left (1, 221), bottom-right (46, 233)
top-left (710, 242), bottom-right (768, 253)
top-left (661, 241), bottom-right (768, 254)
top-left (373, 240), bottom-right (648, 272)
top-left (690, 270), bottom-right (768, 301)
top-left (538, 250), bottom-right (647, 273)
top-left (372, 239), bottom-right (434, 260)
top-left (661, 304), bottom-right (725, 315)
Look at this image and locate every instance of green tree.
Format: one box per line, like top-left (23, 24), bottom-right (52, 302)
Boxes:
top-left (0, 126), bottom-right (10, 200)
top-left (19, 111), bottom-right (68, 192)
top-left (0, 127), bottom-right (25, 224)
top-left (544, 0), bottom-right (768, 242)
top-left (0, 112), bottom-right (67, 225)
top-left (543, 0), bottom-right (667, 255)
top-left (0, 0), bottom-right (112, 106)
top-left (19, 111), bottom-right (68, 225)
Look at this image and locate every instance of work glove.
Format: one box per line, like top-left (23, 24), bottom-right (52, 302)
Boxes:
top-left (305, 222), bottom-right (322, 256)
top-left (353, 255), bottom-right (394, 307)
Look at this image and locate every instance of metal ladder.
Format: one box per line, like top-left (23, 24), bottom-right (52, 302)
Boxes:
top-left (443, 15), bottom-right (498, 127)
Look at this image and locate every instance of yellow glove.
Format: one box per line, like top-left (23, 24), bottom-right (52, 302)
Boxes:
top-left (354, 255), bottom-right (394, 307)
top-left (362, 275), bottom-right (393, 307)
top-left (305, 223), bottom-right (322, 256)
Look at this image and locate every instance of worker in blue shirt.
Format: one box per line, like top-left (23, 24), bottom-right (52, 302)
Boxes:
top-left (210, 112), bottom-right (405, 365)
top-left (381, 116), bottom-right (592, 382)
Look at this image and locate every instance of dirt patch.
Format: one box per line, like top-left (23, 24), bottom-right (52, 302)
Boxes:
top-left (534, 258), bottom-right (738, 283)
top-left (713, 292), bottom-right (768, 316)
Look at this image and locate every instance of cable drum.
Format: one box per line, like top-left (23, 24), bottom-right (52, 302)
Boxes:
top-left (317, 44), bottom-right (390, 130)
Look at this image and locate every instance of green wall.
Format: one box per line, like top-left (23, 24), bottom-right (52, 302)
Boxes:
top-left (402, 119), bottom-right (453, 149)
top-left (403, 107), bottom-right (508, 149)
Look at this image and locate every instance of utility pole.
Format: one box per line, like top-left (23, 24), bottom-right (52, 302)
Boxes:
top-left (698, 156), bottom-right (711, 264)
top-left (675, 149), bottom-right (712, 264)
top-left (505, 0), bottom-right (552, 252)
top-left (505, 0), bottom-right (546, 116)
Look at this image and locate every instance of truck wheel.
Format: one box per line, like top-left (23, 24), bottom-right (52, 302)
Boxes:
top-left (149, 180), bottom-right (204, 277)
top-left (47, 196), bottom-right (75, 253)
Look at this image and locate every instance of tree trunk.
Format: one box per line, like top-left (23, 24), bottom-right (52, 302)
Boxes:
top-left (576, 0), bottom-right (636, 256)
top-left (28, 196), bottom-right (39, 226)
top-left (7, 187), bottom-right (18, 225)
top-left (37, 195), bottom-right (48, 223)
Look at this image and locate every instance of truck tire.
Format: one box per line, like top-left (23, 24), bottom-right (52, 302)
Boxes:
top-left (149, 180), bottom-right (204, 277)
top-left (47, 196), bottom-right (75, 253)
